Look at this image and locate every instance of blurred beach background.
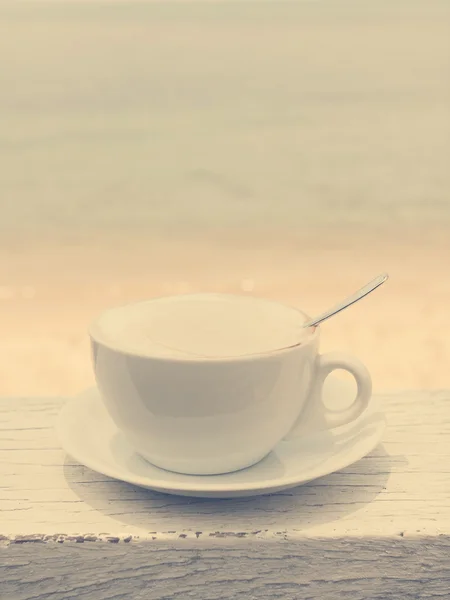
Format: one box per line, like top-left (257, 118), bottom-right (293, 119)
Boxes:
top-left (0, 0), bottom-right (449, 395)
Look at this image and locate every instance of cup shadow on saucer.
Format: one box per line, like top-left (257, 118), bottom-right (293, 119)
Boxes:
top-left (63, 443), bottom-right (401, 535)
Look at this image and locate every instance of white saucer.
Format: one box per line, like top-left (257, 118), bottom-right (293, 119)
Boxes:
top-left (56, 378), bottom-right (386, 498)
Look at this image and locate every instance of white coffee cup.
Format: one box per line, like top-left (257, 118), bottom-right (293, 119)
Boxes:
top-left (89, 293), bottom-right (372, 475)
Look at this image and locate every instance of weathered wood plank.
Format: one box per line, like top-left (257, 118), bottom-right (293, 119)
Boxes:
top-left (1, 391), bottom-right (450, 538)
top-left (2, 538), bottom-right (450, 600)
top-left (1, 389), bottom-right (450, 598)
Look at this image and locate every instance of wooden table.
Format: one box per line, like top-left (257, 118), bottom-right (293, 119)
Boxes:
top-left (1, 391), bottom-right (449, 599)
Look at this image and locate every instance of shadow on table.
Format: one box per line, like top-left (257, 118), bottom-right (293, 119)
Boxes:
top-left (64, 444), bottom-right (403, 534)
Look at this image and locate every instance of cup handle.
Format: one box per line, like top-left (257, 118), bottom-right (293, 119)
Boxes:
top-left (284, 351), bottom-right (372, 439)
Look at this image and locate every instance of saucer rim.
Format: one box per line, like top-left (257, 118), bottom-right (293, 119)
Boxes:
top-left (56, 385), bottom-right (387, 495)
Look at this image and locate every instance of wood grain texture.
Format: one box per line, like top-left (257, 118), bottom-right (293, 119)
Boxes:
top-left (1, 390), bottom-right (450, 598)
top-left (2, 538), bottom-right (450, 600)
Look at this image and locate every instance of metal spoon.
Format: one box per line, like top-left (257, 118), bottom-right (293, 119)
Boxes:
top-left (303, 273), bottom-right (389, 329)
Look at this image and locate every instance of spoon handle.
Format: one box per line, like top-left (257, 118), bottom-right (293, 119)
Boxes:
top-left (303, 273), bottom-right (389, 329)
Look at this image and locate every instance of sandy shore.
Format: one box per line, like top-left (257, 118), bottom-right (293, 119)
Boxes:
top-left (1, 225), bottom-right (449, 396)
top-left (0, 1), bottom-right (449, 395)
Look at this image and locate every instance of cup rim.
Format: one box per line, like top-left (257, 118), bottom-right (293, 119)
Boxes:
top-left (88, 292), bottom-right (320, 363)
